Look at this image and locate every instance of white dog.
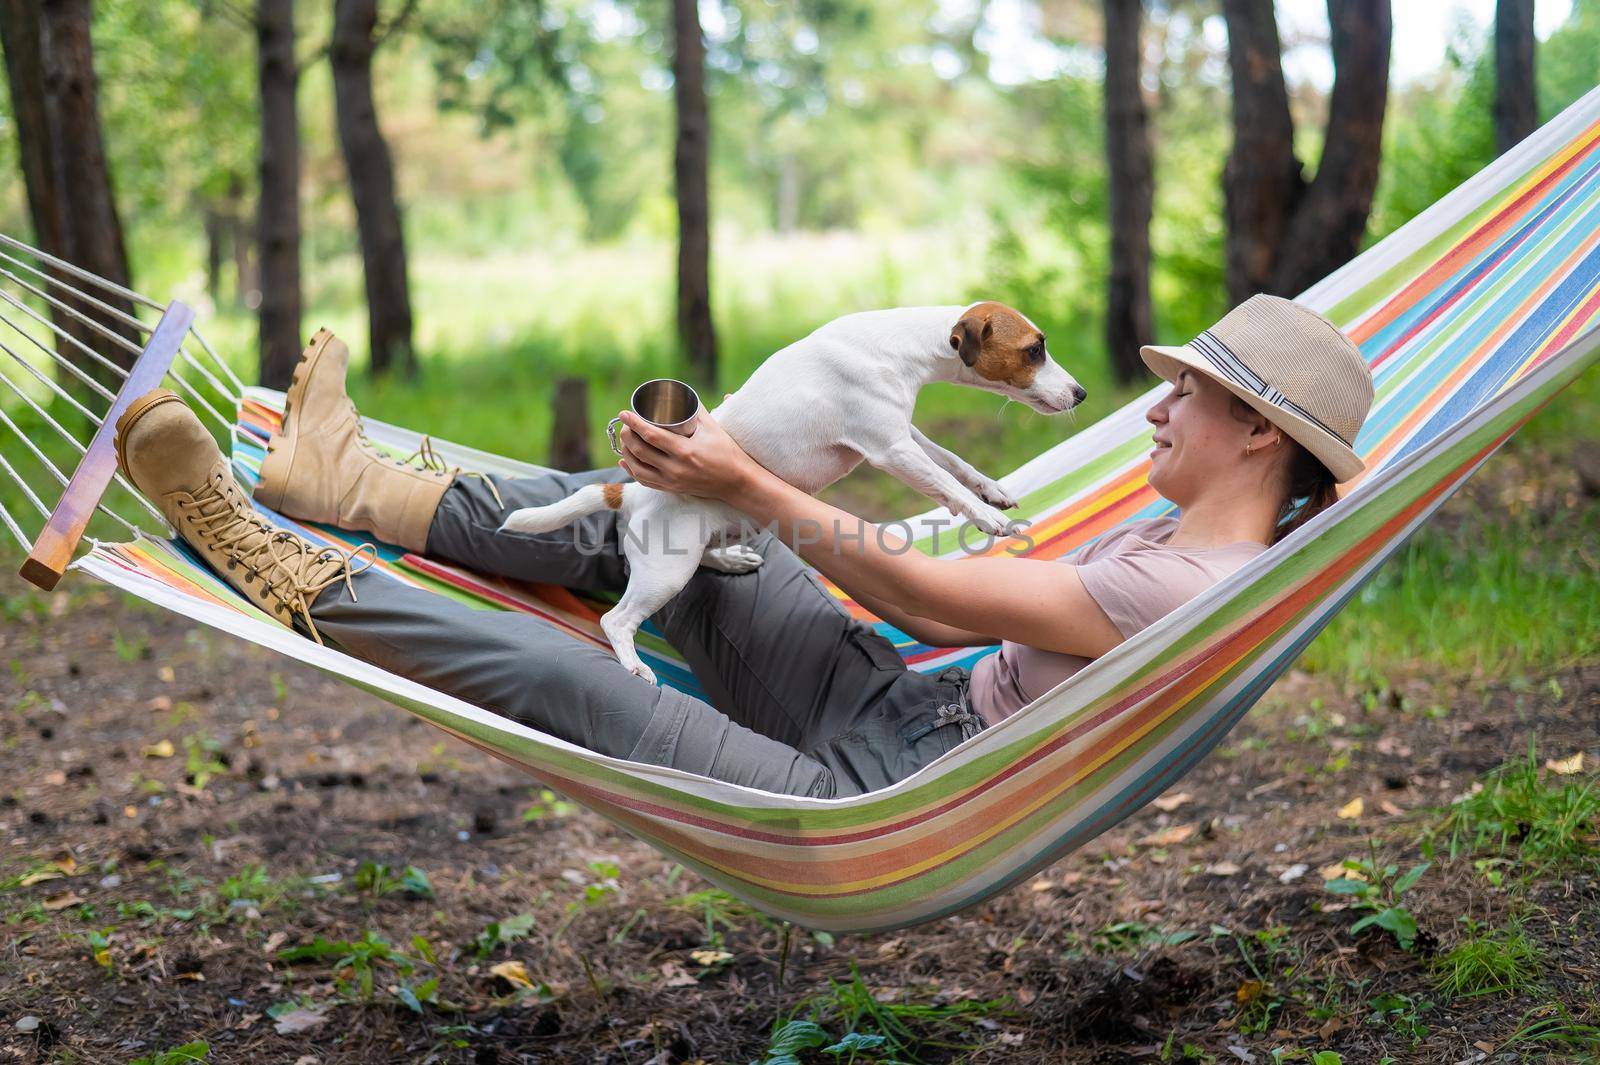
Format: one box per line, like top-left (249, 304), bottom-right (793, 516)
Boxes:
top-left (500, 302), bottom-right (1086, 683)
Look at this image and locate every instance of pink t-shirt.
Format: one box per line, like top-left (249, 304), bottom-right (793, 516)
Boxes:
top-left (967, 516), bottom-right (1269, 726)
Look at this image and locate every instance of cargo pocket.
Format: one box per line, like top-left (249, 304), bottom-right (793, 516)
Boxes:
top-left (849, 623), bottom-right (907, 672)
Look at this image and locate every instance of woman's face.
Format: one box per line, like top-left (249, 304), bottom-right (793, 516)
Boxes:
top-left (1144, 368), bottom-right (1272, 505)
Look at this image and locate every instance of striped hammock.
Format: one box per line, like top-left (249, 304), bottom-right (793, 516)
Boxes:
top-left (3, 89), bottom-right (1598, 933)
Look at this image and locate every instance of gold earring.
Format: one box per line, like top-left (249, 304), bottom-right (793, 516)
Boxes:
top-left (1245, 443), bottom-right (1254, 455)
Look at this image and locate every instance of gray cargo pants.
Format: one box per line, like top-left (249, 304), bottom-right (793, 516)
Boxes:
top-left (304, 467), bottom-right (985, 798)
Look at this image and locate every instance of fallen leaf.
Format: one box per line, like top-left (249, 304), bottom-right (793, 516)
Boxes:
top-left (1379, 799), bottom-right (1404, 816)
top-left (1336, 797), bottom-right (1364, 820)
top-left (18, 868), bottom-right (63, 888)
top-left (1473, 1040), bottom-right (1495, 1054)
top-left (147, 696), bottom-right (173, 713)
top-left (689, 949), bottom-right (733, 967)
top-left (658, 961), bottom-right (698, 987)
top-left (15, 1016), bottom-right (40, 1033)
top-left (1235, 979), bottom-right (1266, 1004)
top-left (158, 666), bottom-right (176, 683)
top-left (489, 960), bottom-right (534, 989)
top-left (293, 1057), bottom-right (319, 1065)
top-left (1277, 864), bottom-right (1309, 884)
top-left (1205, 861), bottom-right (1242, 877)
top-left (142, 739), bottom-right (175, 759)
top-left (272, 1008), bottom-right (327, 1035)
top-left (1136, 823), bottom-right (1197, 847)
top-left (1319, 862), bottom-right (1363, 882)
top-left (1152, 792), bottom-right (1192, 812)
top-left (42, 892), bottom-right (83, 911)
top-left (1546, 752), bottom-right (1585, 775)
top-left (43, 770), bottom-right (66, 786)
top-left (1227, 1045), bottom-right (1256, 1063)
top-left (262, 931), bottom-right (287, 956)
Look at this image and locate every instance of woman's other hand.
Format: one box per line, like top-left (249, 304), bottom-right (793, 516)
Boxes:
top-left (617, 407), bottom-right (761, 501)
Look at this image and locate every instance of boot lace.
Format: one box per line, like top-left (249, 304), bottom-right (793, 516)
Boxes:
top-left (180, 470), bottom-right (378, 646)
top-left (332, 395), bottom-right (505, 509)
top-left (402, 433), bottom-right (505, 509)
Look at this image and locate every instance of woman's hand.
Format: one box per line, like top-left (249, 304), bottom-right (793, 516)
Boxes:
top-left (616, 407), bottom-right (763, 501)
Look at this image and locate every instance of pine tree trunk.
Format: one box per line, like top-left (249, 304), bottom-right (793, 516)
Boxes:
top-left (1103, 0), bottom-right (1155, 384)
top-left (671, 0), bottom-right (716, 387)
top-left (550, 377), bottom-right (590, 472)
top-left (1220, 0), bottom-right (1302, 304)
top-left (1221, 0), bottom-right (1391, 303)
top-left (256, 0), bottom-right (302, 390)
top-left (332, 0), bottom-right (415, 378)
top-left (0, 0), bottom-right (138, 378)
top-left (1493, 0), bottom-right (1537, 157)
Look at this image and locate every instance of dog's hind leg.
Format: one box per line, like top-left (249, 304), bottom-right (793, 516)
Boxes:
top-left (498, 482), bottom-right (624, 534)
top-left (603, 506), bottom-right (711, 685)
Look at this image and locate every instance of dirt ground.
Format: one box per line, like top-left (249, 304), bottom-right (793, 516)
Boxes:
top-left (2, 573), bottom-right (1597, 1063)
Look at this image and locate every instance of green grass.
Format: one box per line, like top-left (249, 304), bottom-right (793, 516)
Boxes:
top-left (1431, 918), bottom-right (1545, 998)
top-left (1432, 742), bottom-right (1600, 871)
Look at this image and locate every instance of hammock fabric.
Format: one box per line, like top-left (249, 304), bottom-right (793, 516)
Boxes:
top-left (6, 90), bottom-right (1599, 933)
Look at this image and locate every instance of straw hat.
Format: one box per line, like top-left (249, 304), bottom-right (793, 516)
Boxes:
top-left (1139, 294), bottom-right (1374, 482)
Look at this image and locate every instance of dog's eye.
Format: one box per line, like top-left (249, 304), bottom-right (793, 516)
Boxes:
top-left (1027, 341), bottom-right (1044, 362)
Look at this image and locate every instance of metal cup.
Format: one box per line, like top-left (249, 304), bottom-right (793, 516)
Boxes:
top-left (608, 378), bottom-right (701, 455)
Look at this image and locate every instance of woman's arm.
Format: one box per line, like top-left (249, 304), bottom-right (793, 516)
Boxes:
top-left (848, 585), bottom-right (1001, 649)
top-left (617, 409), bottom-right (1124, 659)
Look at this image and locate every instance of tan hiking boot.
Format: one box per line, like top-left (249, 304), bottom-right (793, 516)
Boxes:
top-left (255, 328), bottom-right (477, 554)
top-left (115, 388), bottom-right (375, 644)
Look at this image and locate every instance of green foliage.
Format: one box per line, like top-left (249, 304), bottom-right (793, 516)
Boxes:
top-left (1365, 992), bottom-right (1433, 1046)
top-left (277, 930), bottom-right (427, 1004)
top-left (774, 961), bottom-right (1015, 1062)
top-left (353, 861), bottom-right (434, 899)
top-left (755, 1019), bottom-right (890, 1065)
top-left (1433, 741), bottom-right (1600, 870)
top-left (181, 733), bottom-right (226, 789)
top-left (520, 787), bottom-right (577, 822)
top-left (1323, 848), bottom-right (1430, 951)
top-left (128, 1042), bottom-right (210, 1065)
top-left (472, 912), bottom-right (535, 959)
top-left (1431, 917), bottom-right (1544, 998)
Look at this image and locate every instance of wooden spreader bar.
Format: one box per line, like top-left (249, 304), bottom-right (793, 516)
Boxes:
top-left (19, 300), bottom-right (195, 591)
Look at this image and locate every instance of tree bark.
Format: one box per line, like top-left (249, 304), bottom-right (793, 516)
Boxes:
top-left (256, 0), bottom-right (302, 390)
top-left (0, 0), bottom-right (138, 376)
top-left (1221, 0), bottom-right (1390, 303)
top-left (1493, 0), bottom-right (1537, 157)
top-left (671, 0), bottom-right (716, 387)
top-left (332, 0), bottom-right (416, 378)
top-left (1102, 0), bottom-right (1155, 384)
top-left (549, 376), bottom-right (590, 472)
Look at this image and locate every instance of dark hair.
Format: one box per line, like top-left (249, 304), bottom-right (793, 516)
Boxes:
top-left (1227, 395), bottom-right (1338, 546)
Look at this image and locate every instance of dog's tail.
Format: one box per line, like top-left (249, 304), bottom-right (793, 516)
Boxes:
top-left (498, 482), bottom-right (626, 534)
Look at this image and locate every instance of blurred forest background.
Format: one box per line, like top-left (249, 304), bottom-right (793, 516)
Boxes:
top-left (4, 5), bottom-right (1600, 1062)
top-left (1, 0), bottom-right (1596, 491)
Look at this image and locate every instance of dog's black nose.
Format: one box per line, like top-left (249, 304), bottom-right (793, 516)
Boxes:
top-left (1071, 385), bottom-right (1087, 404)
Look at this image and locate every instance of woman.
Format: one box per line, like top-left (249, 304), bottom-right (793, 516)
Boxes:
top-left (112, 294), bottom-right (1371, 799)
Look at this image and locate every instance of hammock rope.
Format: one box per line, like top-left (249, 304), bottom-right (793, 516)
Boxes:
top-left (2, 88), bottom-right (1598, 932)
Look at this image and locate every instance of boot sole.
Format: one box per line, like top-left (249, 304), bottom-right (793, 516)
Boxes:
top-left (113, 388), bottom-right (184, 486)
top-left (256, 329), bottom-right (341, 512)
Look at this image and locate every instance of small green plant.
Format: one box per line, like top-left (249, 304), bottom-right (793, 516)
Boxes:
top-left (277, 931), bottom-right (426, 1003)
top-left (668, 887), bottom-right (773, 947)
top-left (353, 860), bottom-right (433, 898)
top-left (1090, 920), bottom-right (1200, 954)
top-left (472, 912), bottom-right (535, 958)
top-left (113, 630), bottom-right (149, 662)
top-left (181, 733), bottom-right (227, 789)
top-left (776, 962), bottom-right (1014, 1061)
top-left (218, 864), bottom-right (272, 905)
top-left (1365, 992), bottom-right (1432, 1046)
top-left (520, 787), bottom-right (577, 821)
top-left (1434, 741), bottom-right (1600, 869)
top-left (1323, 844), bottom-right (1429, 951)
top-left (1431, 917), bottom-right (1544, 997)
top-left (129, 1041), bottom-right (210, 1065)
top-left (756, 1020), bottom-right (888, 1064)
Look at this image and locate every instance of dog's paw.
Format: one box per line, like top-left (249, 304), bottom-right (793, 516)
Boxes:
top-left (627, 661), bottom-right (659, 686)
top-left (963, 505), bottom-right (1011, 538)
top-left (701, 544), bottom-right (764, 574)
top-left (975, 479), bottom-right (1019, 511)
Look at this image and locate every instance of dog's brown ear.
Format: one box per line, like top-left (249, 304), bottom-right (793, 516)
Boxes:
top-left (950, 313), bottom-right (991, 367)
